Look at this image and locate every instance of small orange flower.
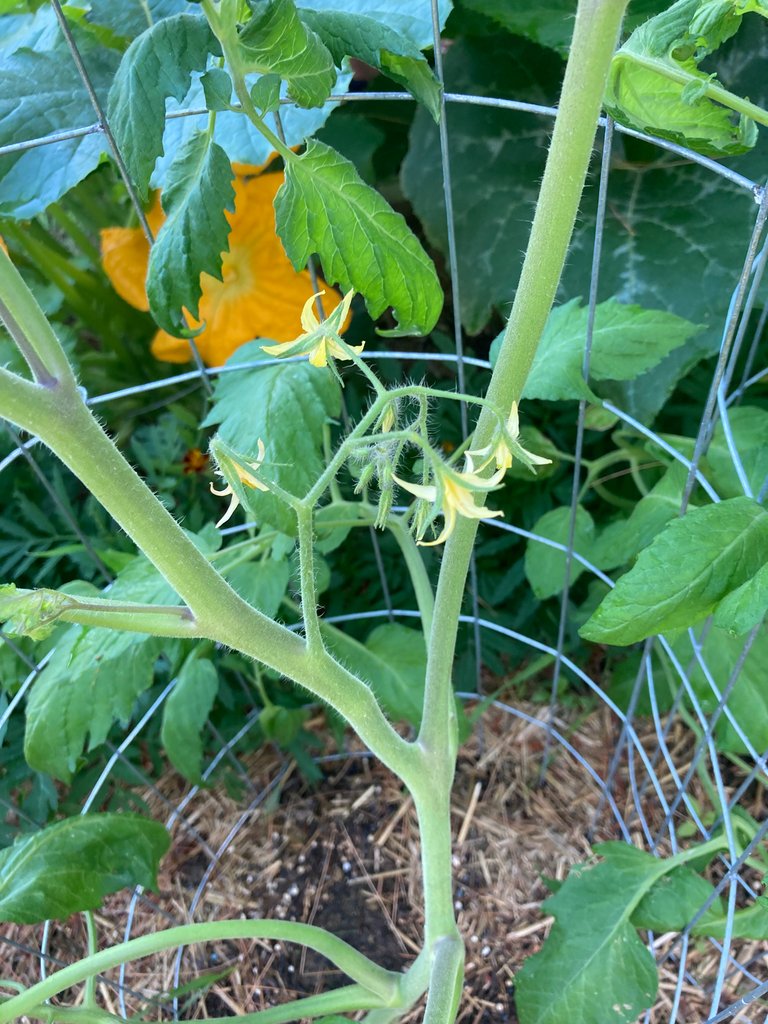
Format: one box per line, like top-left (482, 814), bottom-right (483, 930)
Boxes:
top-left (101, 166), bottom-right (345, 367)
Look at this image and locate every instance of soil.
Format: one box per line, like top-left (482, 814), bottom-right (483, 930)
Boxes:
top-left (3, 701), bottom-right (767, 1022)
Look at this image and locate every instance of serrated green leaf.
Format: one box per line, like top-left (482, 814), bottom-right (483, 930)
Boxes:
top-left (325, 622), bottom-right (426, 726)
top-left (581, 498), bottom-right (768, 646)
top-left (402, 30), bottom-right (761, 386)
top-left (515, 843), bottom-right (663, 1024)
top-left (146, 132), bottom-right (235, 336)
top-left (299, 9), bottom-right (441, 119)
top-left (524, 506), bottom-right (595, 600)
top-left (456, 0), bottom-right (669, 55)
top-left (713, 561), bottom-right (768, 635)
top-left (24, 556), bottom-right (185, 781)
top-left (512, 298), bottom-right (703, 402)
top-left (295, 0), bottom-right (452, 48)
top-left (606, 0), bottom-right (768, 158)
top-left (161, 658), bottom-right (219, 783)
top-left (238, 0), bottom-right (336, 107)
top-left (277, 140), bottom-right (442, 335)
top-left (0, 813), bottom-right (169, 923)
top-left (83, 0), bottom-right (189, 41)
top-left (202, 341), bottom-right (341, 535)
top-left (107, 12), bottom-right (218, 198)
top-left (0, 42), bottom-right (119, 218)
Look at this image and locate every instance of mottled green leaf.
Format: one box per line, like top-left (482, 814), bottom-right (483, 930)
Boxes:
top-left (202, 341), bottom-right (342, 535)
top-left (300, 9), bottom-right (441, 118)
top-left (0, 813), bottom-right (169, 923)
top-left (525, 506), bottom-right (595, 600)
top-left (581, 498), bottom-right (768, 645)
top-left (276, 140), bottom-right (442, 335)
top-left (161, 658), bottom-right (219, 784)
top-left (84, 0), bottom-right (189, 41)
top-left (146, 131), bottom-right (235, 336)
top-left (107, 12), bottom-right (218, 198)
top-left (516, 843), bottom-right (663, 1024)
top-left (0, 42), bottom-right (118, 218)
top-left (238, 0), bottom-right (336, 107)
top-left (606, 0), bottom-right (767, 157)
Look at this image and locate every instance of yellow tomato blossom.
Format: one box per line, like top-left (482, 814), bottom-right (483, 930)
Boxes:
top-left (393, 462), bottom-right (505, 547)
top-left (100, 167), bottom-right (346, 367)
top-left (210, 438), bottom-right (270, 527)
top-left (466, 403), bottom-right (552, 474)
top-left (261, 289), bottom-right (361, 368)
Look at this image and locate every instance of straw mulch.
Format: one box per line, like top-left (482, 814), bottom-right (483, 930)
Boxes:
top-left (4, 701), bottom-right (767, 1022)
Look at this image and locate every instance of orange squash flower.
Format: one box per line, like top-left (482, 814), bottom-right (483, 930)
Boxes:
top-left (101, 166), bottom-right (345, 366)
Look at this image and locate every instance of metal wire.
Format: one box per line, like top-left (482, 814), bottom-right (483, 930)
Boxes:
top-left (0, 6), bottom-right (767, 1022)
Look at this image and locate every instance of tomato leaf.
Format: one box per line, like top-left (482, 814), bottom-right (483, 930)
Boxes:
top-left (146, 131), bottom-right (235, 336)
top-left (161, 658), bottom-right (219, 784)
top-left (299, 8), bottom-right (441, 119)
top-left (605, 0), bottom-right (768, 157)
top-left (0, 813), bottom-right (169, 923)
top-left (276, 140), bottom-right (442, 335)
top-left (238, 0), bottom-right (336, 108)
top-left (581, 498), bottom-right (768, 645)
top-left (107, 12), bottom-right (219, 198)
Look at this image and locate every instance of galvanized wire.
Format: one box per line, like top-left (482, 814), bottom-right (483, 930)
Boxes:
top-left (0, 5), bottom-right (767, 1023)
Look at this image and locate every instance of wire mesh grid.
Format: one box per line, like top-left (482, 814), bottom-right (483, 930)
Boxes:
top-left (0, 2), bottom-right (767, 1021)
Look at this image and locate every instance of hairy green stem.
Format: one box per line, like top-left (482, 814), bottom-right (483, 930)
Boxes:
top-left (419, 0), bottom-right (630, 756)
top-left (297, 503), bottom-right (323, 650)
top-left (411, 4), bottom-right (630, 1015)
top-left (0, 921), bottom-right (401, 1024)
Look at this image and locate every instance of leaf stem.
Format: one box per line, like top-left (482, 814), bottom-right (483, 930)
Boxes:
top-left (613, 51), bottom-right (768, 129)
top-left (296, 504), bottom-right (323, 650)
top-left (0, 921), bottom-right (401, 1024)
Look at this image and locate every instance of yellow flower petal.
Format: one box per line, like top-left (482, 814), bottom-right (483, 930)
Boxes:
top-left (301, 291), bottom-right (322, 333)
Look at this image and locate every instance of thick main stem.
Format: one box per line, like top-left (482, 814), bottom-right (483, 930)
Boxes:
top-left (414, 2), bottom-right (630, 1016)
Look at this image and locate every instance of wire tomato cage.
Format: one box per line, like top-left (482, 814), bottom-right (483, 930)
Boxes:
top-left (0, 2), bottom-right (767, 1022)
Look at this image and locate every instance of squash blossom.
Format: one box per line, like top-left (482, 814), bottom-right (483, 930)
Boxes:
top-left (393, 462), bottom-right (505, 547)
top-left (210, 439), bottom-right (270, 527)
top-left (100, 167), bottom-right (346, 367)
top-left (467, 403), bottom-right (552, 473)
top-left (261, 289), bottom-right (361, 368)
